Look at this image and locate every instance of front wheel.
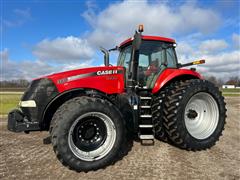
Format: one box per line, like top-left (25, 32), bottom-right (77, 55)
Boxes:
top-left (50, 96), bottom-right (132, 172)
top-left (163, 79), bottom-right (227, 150)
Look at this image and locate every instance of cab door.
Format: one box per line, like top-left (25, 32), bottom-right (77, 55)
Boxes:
top-left (117, 45), bottom-right (132, 86)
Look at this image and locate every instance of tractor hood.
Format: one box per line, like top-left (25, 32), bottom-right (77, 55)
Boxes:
top-left (39, 66), bottom-right (125, 94)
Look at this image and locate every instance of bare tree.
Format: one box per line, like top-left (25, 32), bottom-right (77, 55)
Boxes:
top-left (204, 76), bottom-right (225, 87)
top-left (225, 76), bottom-right (240, 86)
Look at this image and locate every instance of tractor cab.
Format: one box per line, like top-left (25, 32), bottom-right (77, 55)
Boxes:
top-left (118, 36), bottom-right (177, 89)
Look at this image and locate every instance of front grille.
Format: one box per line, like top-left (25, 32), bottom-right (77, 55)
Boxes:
top-left (20, 78), bottom-right (59, 123)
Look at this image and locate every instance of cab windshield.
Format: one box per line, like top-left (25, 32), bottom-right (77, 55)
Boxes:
top-left (118, 40), bottom-right (178, 88)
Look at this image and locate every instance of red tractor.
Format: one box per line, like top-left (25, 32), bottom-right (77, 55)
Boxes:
top-left (8, 25), bottom-right (226, 172)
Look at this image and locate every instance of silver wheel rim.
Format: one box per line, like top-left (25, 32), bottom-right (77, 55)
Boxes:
top-left (184, 92), bottom-right (219, 140)
top-left (68, 112), bottom-right (116, 161)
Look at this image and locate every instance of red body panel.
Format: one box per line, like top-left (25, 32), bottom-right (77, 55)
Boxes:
top-left (120, 35), bottom-right (176, 47)
top-left (43, 66), bottom-right (125, 94)
top-left (41, 67), bottom-right (200, 95)
top-left (152, 69), bottom-right (202, 94)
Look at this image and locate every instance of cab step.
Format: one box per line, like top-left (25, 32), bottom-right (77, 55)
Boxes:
top-left (138, 94), bottom-right (154, 146)
top-left (139, 135), bottom-right (154, 146)
top-left (140, 105), bottom-right (151, 108)
top-left (139, 135), bottom-right (154, 139)
top-left (140, 96), bottom-right (152, 100)
top-left (139, 124), bottom-right (153, 128)
top-left (140, 115), bottom-right (152, 118)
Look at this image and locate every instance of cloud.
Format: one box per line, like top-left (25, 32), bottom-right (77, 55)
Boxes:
top-left (176, 42), bottom-right (194, 61)
top-left (32, 36), bottom-right (94, 62)
top-left (1, 49), bottom-right (58, 80)
top-left (31, 0), bottom-right (222, 65)
top-left (199, 39), bottom-right (228, 54)
top-left (204, 50), bottom-right (240, 68)
top-left (3, 8), bottom-right (32, 27)
top-left (1, 1), bottom-right (236, 81)
top-left (83, 0), bottom-right (221, 48)
top-left (1, 49), bottom-right (93, 80)
top-left (14, 9), bottom-right (31, 18)
top-left (177, 40), bottom-right (240, 79)
top-left (232, 33), bottom-right (240, 49)
top-left (0, 49), bottom-right (9, 60)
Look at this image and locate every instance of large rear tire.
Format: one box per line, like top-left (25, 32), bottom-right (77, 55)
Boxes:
top-left (152, 89), bottom-right (168, 142)
top-left (50, 96), bottom-right (132, 172)
top-left (163, 79), bottom-right (226, 150)
top-left (152, 82), bottom-right (180, 142)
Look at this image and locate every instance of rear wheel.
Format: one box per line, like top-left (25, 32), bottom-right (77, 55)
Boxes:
top-left (152, 90), bottom-right (168, 142)
top-left (152, 82), bottom-right (180, 142)
top-left (163, 79), bottom-right (226, 150)
top-left (51, 96), bottom-right (132, 172)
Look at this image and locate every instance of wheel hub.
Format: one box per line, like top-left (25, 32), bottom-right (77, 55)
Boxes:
top-left (73, 118), bottom-right (107, 152)
top-left (80, 125), bottom-right (96, 140)
top-left (68, 112), bottom-right (117, 161)
top-left (184, 92), bottom-right (219, 140)
top-left (187, 109), bottom-right (198, 119)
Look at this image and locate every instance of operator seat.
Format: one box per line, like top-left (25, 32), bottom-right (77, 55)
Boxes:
top-left (146, 59), bottom-right (167, 89)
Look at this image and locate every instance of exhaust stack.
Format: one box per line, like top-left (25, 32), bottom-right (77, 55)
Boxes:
top-left (100, 47), bottom-right (109, 66)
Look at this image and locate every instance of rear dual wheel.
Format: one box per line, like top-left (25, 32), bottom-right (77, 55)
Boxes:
top-left (50, 96), bottom-right (132, 172)
top-left (163, 79), bottom-right (226, 150)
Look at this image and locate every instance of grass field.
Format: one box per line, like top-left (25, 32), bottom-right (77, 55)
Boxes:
top-left (0, 88), bottom-right (239, 115)
top-left (221, 88), bottom-right (240, 97)
top-left (221, 88), bottom-right (240, 93)
top-left (0, 93), bottom-right (21, 115)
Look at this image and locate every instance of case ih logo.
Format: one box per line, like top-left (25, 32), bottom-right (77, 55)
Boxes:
top-left (96, 70), bottom-right (118, 76)
top-left (57, 70), bottom-right (121, 84)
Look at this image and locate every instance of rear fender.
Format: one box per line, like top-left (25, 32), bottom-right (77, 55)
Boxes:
top-left (152, 69), bottom-right (202, 94)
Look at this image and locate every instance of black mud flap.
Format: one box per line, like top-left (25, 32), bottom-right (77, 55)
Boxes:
top-left (8, 109), bottom-right (40, 132)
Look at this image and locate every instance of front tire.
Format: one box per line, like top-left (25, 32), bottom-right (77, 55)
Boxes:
top-left (163, 79), bottom-right (226, 150)
top-left (50, 96), bottom-right (132, 172)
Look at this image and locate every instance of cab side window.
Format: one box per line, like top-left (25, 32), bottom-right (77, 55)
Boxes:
top-left (151, 51), bottom-right (165, 67)
top-left (118, 45), bottom-right (132, 69)
top-left (118, 45), bottom-right (132, 84)
top-left (166, 48), bottom-right (177, 68)
top-left (139, 54), bottom-right (149, 68)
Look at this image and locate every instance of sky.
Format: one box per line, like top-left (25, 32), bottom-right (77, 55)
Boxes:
top-left (1, 0), bottom-right (240, 81)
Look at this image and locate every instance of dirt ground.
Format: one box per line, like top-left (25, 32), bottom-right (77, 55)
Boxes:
top-left (0, 97), bottom-right (239, 180)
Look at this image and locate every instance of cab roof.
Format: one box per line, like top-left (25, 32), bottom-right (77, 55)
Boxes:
top-left (119, 35), bottom-right (176, 48)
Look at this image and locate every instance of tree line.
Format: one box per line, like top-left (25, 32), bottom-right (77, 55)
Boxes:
top-left (205, 76), bottom-right (240, 87)
top-left (0, 79), bottom-right (29, 89)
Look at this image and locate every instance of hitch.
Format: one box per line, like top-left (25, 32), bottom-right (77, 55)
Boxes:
top-left (8, 109), bottom-right (40, 132)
